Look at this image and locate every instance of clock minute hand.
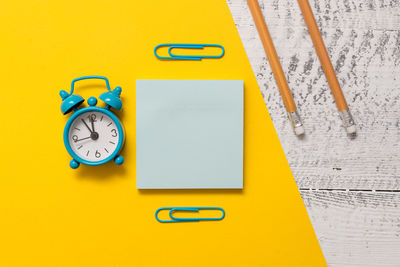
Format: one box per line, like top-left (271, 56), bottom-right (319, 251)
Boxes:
top-left (81, 119), bottom-right (93, 133)
top-left (74, 136), bottom-right (91, 142)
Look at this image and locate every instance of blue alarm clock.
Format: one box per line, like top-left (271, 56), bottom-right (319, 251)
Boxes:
top-left (60, 76), bottom-right (125, 169)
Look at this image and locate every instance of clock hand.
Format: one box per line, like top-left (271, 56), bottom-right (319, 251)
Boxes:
top-left (90, 116), bottom-right (95, 132)
top-left (81, 119), bottom-right (93, 133)
top-left (74, 136), bottom-right (91, 142)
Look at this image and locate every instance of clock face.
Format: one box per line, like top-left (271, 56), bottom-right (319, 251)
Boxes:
top-left (67, 111), bottom-right (122, 163)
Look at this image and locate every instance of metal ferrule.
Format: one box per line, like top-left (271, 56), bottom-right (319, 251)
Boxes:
top-left (287, 110), bottom-right (303, 129)
top-left (339, 109), bottom-right (355, 129)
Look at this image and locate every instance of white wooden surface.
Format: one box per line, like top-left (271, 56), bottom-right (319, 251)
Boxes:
top-left (226, 0), bottom-right (400, 266)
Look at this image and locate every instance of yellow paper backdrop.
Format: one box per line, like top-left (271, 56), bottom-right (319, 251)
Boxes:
top-left (0, 0), bottom-right (326, 266)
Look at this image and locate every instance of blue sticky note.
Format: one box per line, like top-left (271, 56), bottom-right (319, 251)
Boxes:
top-left (136, 80), bottom-right (243, 189)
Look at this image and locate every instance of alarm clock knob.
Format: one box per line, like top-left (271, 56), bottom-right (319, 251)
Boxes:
top-left (60, 90), bottom-right (85, 115)
top-left (87, 96), bottom-right (98, 106)
top-left (59, 90), bottom-right (69, 100)
top-left (99, 86), bottom-right (122, 111)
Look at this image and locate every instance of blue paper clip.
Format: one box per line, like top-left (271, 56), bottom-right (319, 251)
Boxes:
top-left (154, 43), bottom-right (225, 61)
top-left (155, 207), bottom-right (225, 223)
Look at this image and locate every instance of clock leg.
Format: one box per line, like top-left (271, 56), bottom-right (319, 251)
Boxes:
top-left (114, 155), bottom-right (124, 165)
top-left (70, 159), bottom-right (80, 169)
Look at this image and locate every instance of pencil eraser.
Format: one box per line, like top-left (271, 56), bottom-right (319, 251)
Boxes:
top-left (294, 125), bottom-right (305, 136)
top-left (346, 125), bottom-right (356, 135)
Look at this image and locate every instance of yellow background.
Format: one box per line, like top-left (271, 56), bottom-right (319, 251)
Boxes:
top-left (0, 0), bottom-right (326, 266)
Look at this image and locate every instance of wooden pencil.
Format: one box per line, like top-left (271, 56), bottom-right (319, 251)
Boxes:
top-left (247, 0), bottom-right (304, 136)
top-left (297, 0), bottom-right (356, 135)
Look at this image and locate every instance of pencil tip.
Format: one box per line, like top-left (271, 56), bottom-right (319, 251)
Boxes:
top-left (339, 109), bottom-right (356, 136)
top-left (346, 125), bottom-right (356, 135)
top-left (294, 125), bottom-right (305, 136)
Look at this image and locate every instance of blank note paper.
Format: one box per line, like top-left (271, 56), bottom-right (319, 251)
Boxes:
top-left (136, 80), bottom-right (243, 189)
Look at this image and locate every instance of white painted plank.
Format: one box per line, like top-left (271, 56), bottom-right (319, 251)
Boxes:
top-left (227, 0), bottom-right (400, 190)
top-left (301, 191), bottom-right (400, 267)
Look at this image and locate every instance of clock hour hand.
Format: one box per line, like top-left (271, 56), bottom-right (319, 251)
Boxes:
top-left (81, 118), bottom-right (93, 133)
top-left (90, 116), bottom-right (95, 132)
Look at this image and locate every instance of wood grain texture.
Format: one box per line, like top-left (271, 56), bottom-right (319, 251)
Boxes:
top-left (226, 0), bottom-right (400, 265)
top-left (301, 191), bottom-right (400, 267)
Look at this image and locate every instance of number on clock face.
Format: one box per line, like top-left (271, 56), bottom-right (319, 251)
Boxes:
top-left (68, 111), bottom-right (120, 162)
